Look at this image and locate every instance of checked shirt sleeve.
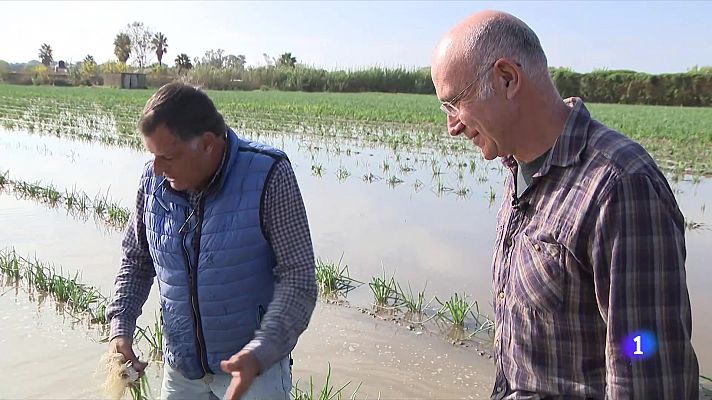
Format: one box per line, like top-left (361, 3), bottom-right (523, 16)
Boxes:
top-left (590, 173), bottom-right (699, 399)
top-left (241, 158), bottom-right (318, 372)
top-left (106, 180), bottom-right (156, 341)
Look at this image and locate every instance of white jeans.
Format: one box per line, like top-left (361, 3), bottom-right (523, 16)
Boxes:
top-left (160, 357), bottom-right (292, 400)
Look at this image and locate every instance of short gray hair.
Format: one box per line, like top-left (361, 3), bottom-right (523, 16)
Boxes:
top-left (463, 15), bottom-right (549, 99)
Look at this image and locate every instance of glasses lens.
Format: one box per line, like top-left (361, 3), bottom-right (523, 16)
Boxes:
top-left (440, 103), bottom-right (458, 117)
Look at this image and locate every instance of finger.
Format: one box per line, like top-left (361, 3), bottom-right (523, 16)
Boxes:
top-left (230, 373), bottom-right (251, 400)
top-left (221, 358), bottom-right (238, 374)
top-left (132, 359), bottom-right (148, 373)
top-left (224, 375), bottom-right (241, 400)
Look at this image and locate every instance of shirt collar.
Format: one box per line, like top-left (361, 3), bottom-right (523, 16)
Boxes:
top-left (501, 97), bottom-right (591, 177)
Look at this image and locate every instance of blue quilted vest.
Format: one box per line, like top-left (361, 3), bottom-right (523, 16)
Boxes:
top-left (142, 128), bottom-right (285, 379)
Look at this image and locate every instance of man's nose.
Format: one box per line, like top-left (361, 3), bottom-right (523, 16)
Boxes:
top-left (153, 158), bottom-right (165, 176)
top-left (447, 114), bottom-right (465, 137)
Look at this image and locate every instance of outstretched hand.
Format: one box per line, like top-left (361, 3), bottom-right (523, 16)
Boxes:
top-left (220, 350), bottom-right (260, 400)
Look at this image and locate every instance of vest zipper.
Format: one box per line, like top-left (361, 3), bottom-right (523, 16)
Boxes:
top-left (181, 199), bottom-right (211, 376)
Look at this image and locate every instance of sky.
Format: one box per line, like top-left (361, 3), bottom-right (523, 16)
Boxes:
top-left (0, 1), bottom-right (710, 73)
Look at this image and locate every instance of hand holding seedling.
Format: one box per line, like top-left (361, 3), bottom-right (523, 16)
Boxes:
top-left (110, 335), bottom-right (148, 376)
top-left (220, 350), bottom-right (260, 400)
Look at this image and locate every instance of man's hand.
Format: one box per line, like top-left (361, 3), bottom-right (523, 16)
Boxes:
top-left (220, 350), bottom-right (261, 400)
top-left (109, 336), bottom-right (148, 376)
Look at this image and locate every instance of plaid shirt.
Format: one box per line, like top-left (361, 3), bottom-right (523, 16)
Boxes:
top-left (107, 150), bottom-right (317, 372)
top-left (491, 98), bottom-right (699, 399)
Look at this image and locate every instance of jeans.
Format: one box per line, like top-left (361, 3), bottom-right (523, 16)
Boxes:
top-left (160, 356), bottom-right (292, 400)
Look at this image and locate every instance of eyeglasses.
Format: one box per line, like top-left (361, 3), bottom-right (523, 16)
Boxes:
top-left (440, 79), bottom-right (478, 117)
top-left (439, 61), bottom-right (519, 117)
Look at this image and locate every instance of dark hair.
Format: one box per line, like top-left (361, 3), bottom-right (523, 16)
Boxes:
top-left (138, 81), bottom-right (227, 140)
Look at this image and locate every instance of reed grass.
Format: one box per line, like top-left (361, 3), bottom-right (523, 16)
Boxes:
top-left (315, 256), bottom-right (362, 297)
top-left (368, 269), bottom-right (399, 308)
top-left (311, 164), bottom-right (324, 177)
top-left (386, 176), bottom-right (404, 187)
top-left (128, 374), bottom-right (152, 400)
top-left (0, 173), bottom-right (130, 229)
top-left (335, 166), bottom-right (351, 181)
top-left (292, 364), bottom-right (363, 400)
top-left (134, 312), bottom-right (164, 361)
top-left (0, 248), bottom-right (108, 325)
top-left (435, 293), bottom-right (476, 327)
top-left (395, 281), bottom-right (431, 318)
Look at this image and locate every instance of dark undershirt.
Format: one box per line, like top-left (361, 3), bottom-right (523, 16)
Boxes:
top-left (515, 149), bottom-right (550, 198)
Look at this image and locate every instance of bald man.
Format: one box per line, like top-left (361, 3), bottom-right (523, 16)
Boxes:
top-left (431, 10), bottom-right (699, 400)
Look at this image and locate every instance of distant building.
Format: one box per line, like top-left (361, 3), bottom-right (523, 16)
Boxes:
top-left (54, 60), bottom-right (67, 74)
top-left (103, 72), bottom-right (147, 89)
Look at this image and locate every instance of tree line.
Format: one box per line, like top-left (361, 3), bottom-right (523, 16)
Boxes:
top-left (1, 21), bottom-right (711, 107)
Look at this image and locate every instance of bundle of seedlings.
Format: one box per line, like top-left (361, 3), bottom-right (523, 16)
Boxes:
top-left (95, 352), bottom-right (141, 400)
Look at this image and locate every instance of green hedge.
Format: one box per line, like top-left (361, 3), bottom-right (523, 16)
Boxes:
top-left (183, 66), bottom-right (711, 106)
top-left (550, 68), bottom-right (712, 107)
top-left (180, 65), bottom-right (435, 93)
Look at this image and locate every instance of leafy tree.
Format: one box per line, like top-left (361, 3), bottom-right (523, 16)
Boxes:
top-left (226, 54), bottom-right (246, 71)
top-left (262, 53), bottom-right (275, 67)
top-left (38, 43), bottom-right (53, 67)
top-left (278, 52), bottom-right (297, 68)
top-left (200, 49), bottom-right (227, 68)
top-left (125, 21), bottom-right (153, 69)
top-left (80, 55), bottom-right (98, 82)
top-left (101, 61), bottom-right (130, 74)
top-left (113, 33), bottom-right (131, 63)
top-left (152, 32), bottom-right (168, 67)
top-left (175, 53), bottom-right (193, 74)
top-left (32, 64), bottom-right (50, 84)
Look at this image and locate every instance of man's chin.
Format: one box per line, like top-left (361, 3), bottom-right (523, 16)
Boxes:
top-left (478, 146), bottom-right (498, 161)
top-left (168, 181), bottom-right (185, 191)
top-left (482, 152), bottom-right (498, 161)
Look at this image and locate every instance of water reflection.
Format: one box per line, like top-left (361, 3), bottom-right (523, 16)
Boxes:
top-left (1, 126), bottom-right (711, 377)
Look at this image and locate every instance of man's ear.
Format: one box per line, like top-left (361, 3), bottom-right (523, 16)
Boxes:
top-left (494, 58), bottom-right (520, 98)
top-left (201, 131), bottom-right (218, 153)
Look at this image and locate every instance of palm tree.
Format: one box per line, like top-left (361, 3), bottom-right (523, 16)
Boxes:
top-left (152, 32), bottom-right (168, 67)
top-left (113, 33), bottom-right (131, 63)
top-left (278, 52), bottom-right (297, 68)
top-left (38, 43), bottom-right (53, 67)
top-left (175, 53), bottom-right (193, 74)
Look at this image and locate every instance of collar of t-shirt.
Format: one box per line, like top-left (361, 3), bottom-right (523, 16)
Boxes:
top-left (515, 149), bottom-right (550, 198)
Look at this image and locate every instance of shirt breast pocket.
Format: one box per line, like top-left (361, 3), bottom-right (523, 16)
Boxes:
top-left (509, 233), bottom-right (565, 315)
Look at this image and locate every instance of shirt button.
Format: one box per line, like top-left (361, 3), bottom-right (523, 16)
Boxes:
top-left (533, 243), bottom-right (541, 251)
top-left (499, 291), bottom-right (505, 299)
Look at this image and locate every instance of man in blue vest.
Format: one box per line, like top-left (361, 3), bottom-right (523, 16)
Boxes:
top-left (106, 82), bottom-right (317, 400)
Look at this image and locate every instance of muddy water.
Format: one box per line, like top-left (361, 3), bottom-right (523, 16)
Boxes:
top-left (1, 126), bottom-right (711, 398)
top-left (0, 286), bottom-right (495, 399)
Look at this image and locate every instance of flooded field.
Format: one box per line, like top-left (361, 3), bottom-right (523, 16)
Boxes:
top-left (1, 86), bottom-right (711, 398)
